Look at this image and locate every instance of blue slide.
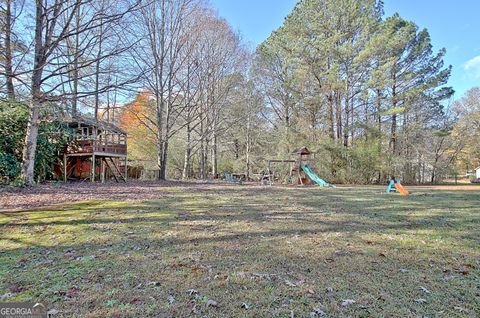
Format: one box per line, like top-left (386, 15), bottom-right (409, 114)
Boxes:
top-left (300, 163), bottom-right (331, 187)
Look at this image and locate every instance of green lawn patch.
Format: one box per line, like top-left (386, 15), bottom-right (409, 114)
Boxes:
top-left (1, 185), bottom-right (479, 317)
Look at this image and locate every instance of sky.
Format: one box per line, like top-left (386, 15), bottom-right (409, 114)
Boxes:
top-left (209, 0), bottom-right (480, 98)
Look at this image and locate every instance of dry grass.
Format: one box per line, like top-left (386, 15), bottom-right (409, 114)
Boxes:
top-left (0, 183), bottom-right (479, 317)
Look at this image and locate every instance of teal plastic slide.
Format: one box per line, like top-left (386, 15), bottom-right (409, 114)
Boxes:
top-left (300, 163), bottom-right (330, 187)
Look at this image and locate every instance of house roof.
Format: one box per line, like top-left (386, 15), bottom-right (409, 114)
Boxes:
top-left (63, 114), bottom-right (126, 134)
top-left (292, 147), bottom-right (311, 155)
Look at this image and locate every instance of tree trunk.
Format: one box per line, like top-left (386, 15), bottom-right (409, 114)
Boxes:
top-left (245, 115), bottom-right (251, 180)
top-left (94, 6), bottom-right (104, 120)
top-left (160, 140), bottom-right (168, 179)
top-left (20, 0), bottom-right (44, 186)
top-left (21, 98), bottom-right (41, 185)
top-left (335, 90), bottom-right (342, 142)
top-left (376, 89), bottom-right (382, 132)
top-left (390, 75), bottom-right (397, 153)
top-left (156, 95), bottom-right (164, 180)
top-left (182, 124), bottom-right (192, 180)
top-left (4, 0), bottom-right (15, 99)
top-left (390, 114), bottom-right (397, 153)
top-left (350, 92), bottom-right (354, 146)
top-left (343, 90), bottom-right (349, 147)
top-left (200, 141), bottom-right (206, 179)
top-left (211, 125), bottom-right (218, 178)
top-left (327, 91), bottom-right (335, 140)
top-left (72, 7), bottom-right (80, 116)
top-left (199, 117), bottom-right (207, 179)
top-left (200, 140), bottom-right (208, 180)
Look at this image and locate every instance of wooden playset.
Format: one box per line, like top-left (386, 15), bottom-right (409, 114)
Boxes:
top-left (263, 147), bottom-right (331, 187)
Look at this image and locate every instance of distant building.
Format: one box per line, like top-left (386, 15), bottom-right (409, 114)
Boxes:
top-left (475, 167), bottom-right (480, 179)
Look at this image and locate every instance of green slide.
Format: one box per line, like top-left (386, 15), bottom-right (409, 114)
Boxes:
top-left (300, 163), bottom-right (330, 187)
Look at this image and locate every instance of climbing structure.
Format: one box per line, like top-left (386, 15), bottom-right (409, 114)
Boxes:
top-left (294, 147), bottom-right (332, 187)
top-left (263, 147), bottom-right (332, 187)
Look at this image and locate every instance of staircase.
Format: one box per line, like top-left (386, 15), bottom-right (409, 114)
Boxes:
top-left (103, 158), bottom-right (126, 182)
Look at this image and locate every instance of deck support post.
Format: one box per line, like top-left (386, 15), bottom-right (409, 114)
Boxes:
top-left (91, 154), bottom-right (96, 182)
top-left (101, 158), bottom-right (105, 183)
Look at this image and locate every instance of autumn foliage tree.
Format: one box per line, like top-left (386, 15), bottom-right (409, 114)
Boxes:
top-left (118, 91), bottom-right (157, 162)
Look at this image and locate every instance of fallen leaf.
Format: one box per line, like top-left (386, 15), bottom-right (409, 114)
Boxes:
top-left (191, 304), bottom-right (200, 314)
top-left (285, 280), bottom-right (297, 287)
top-left (0, 292), bottom-right (13, 299)
top-left (66, 286), bottom-right (79, 298)
top-left (311, 307), bottom-right (327, 317)
top-left (326, 287), bottom-right (334, 297)
top-left (419, 286), bottom-right (430, 293)
top-left (415, 298), bottom-right (427, 304)
top-left (241, 302), bottom-right (252, 309)
top-left (206, 299), bottom-right (219, 307)
top-left (454, 306), bottom-right (468, 313)
top-left (9, 285), bottom-right (23, 293)
top-left (130, 298), bottom-right (143, 305)
top-left (47, 309), bottom-right (59, 316)
top-left (187, 289), bottom-right (198, 296)
top-left (341, 299), bottom-right (355, 306)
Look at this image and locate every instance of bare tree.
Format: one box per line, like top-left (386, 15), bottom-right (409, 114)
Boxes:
top-left (0, 0), bottom-right (22, 99)
top-left (192, 12), bottom-right (246, 178)
top-left (18, 0), bottom-right (140, 185)
top-left (132, 0), bottom-right (202, 180)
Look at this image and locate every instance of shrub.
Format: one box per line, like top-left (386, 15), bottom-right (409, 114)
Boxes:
top-left (0, 100), bottom-right (72, 184)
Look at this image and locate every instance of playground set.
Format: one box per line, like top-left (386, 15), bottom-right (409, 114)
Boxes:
top-left (262, 147), bottom-right (332, 187)
top-left (386, 178), bottom-right (410, 195)
top-left (225, 145), bottom-right (409, 195)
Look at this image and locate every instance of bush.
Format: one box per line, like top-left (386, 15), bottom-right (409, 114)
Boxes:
top-left (0, 99), bottom-right (72, 184)
top-left (319, 139), bottom-right (389, 184)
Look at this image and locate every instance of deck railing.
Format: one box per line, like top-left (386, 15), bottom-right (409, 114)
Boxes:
top-left (65, 140), bottom-right (127, 155)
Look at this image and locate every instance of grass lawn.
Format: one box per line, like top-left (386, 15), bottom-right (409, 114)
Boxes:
top-left (0, 183), bottom-right (479, 317)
